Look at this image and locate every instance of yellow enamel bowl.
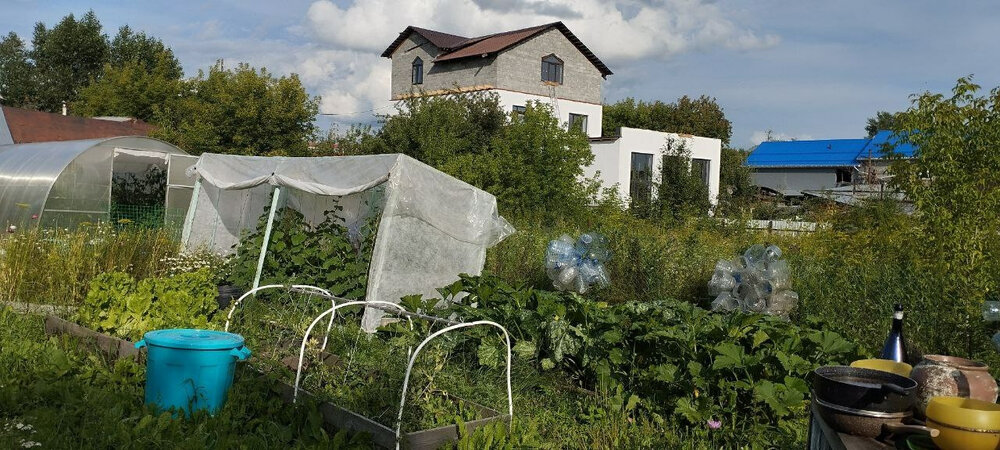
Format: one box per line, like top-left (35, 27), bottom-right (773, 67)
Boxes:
top-left (926, 397), bottom-right (1000, 450)
top-left (849, 359), bottom-right (913, 377)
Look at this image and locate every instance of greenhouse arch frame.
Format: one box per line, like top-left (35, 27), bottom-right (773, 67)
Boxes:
top-left (180, 153), bottom-right (515, 331)
top-left (0, 136), bottom-right (195, 227)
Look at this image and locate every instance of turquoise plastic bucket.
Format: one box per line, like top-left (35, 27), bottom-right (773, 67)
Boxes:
top-left (135, 329), bottom-right (251, 416)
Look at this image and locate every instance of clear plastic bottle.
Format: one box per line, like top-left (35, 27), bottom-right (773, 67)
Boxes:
top-left (983, 301), bottom-right (1000, 322)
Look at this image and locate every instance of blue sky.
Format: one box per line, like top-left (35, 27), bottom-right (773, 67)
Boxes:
top-left (3, 0), bottom-right (999, 147)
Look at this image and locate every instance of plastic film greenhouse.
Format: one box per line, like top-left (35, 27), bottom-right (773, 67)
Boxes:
top-left (0, 136), bottom-right (195, 228)
top-left (181, 153), bottom-right (515, 331)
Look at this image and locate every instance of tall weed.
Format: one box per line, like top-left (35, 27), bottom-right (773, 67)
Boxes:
top-left (0, 225), bottom-right (177, 307)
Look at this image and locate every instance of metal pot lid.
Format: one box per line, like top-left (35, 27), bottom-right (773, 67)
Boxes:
top-left (814, 397), bottom-right (913, 419)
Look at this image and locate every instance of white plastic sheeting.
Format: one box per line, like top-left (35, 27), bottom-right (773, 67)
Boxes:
top-left (181, 153), bottom-right (515, 331)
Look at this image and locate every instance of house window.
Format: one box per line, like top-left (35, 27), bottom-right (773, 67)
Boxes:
top-left (836, 168), bottom-right (853, 184)
top-left (541, 54), bottom-right (563, 84)
top-left (630, 153), bottom-right (654, 205)
top-left (511, 105), bottom-right (526, 121)
top-left (568, 113), bottom-right (588, 133)
top-left (411, 57), bottom-right (423, 85)
top-left (692, 158), bottom-right (711, 188)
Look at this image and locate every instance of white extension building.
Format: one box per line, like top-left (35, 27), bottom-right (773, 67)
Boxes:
top-left (587, 127), bottom-right (721, 205)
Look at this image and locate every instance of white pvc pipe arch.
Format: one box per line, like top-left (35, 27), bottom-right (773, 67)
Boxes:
top-left (293, 303), bottom-right (514, 449)
top-left (293, 300), bottom-right (413, 403)
top-left (394, 320), bottom-right (513, 449)
top-left (224, 284), bottom-right (338, 351)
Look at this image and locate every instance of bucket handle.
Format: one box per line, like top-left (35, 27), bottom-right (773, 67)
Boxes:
top-left (229, 346), bottom-right (252, 361)
top-left (133, 340), bottom-right (251, 361)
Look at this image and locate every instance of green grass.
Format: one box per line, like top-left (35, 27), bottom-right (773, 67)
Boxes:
top-left (0, 307), bottom-right (367, 449)
top-left (488, 209), bottom-right (1000, 377)
top-left (0, 226), bottom-right (178, 307)
top-left (3, 304), bottom-right (696, 449)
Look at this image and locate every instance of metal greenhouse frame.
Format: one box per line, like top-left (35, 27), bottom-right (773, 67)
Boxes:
top-left (0, 136), bottom-right (194, 227)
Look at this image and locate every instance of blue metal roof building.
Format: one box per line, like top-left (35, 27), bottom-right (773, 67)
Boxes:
top-left (747, 131), bottom-right (916, 168)
top-left (858, 130), bottom-right (917, 160)
top-left (746, 131), bottom-right (917, 196)
top-left (746, 138), bottom-right (869, 168)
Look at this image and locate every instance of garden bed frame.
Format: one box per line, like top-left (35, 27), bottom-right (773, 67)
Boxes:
top-left (42, 315), bottom-right (509, 449)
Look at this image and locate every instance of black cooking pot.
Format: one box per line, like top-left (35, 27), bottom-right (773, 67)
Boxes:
top-left (813, 396), bottom-right (938, 439)
top-left (812, 365), bottom-right (917, 413)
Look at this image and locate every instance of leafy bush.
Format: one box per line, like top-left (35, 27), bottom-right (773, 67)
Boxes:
top-left (332, 92), bottom-right (597, 220)
top-left (632, 137), bottom-right (712, 219)
top-left (431, 273), bottom-right (860, 446)
top-left (76, 269), bottom-right (219, 341)
top-left (112, 165), bottom-right (167, 206)
top-left (226, 201), bottom-right (379, 298)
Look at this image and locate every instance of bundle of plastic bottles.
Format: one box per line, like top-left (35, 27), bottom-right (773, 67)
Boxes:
top-left (708, 244), bottom-right (798, 317)
top-left (545, 233), bottom-right (611, 294)
top-left (981, 299), bottom-right (1000, 352)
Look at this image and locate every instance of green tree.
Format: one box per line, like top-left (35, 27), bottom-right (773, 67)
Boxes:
top-left (865, 110), bottom-right (902, 137)
top-left (108, 26), bottom-right (182, 77)
top-left (151, 62), bottom-right (319, 156)
top-left (311, 124), bottom-right (378, 156)
top-left (75, 44), bottom-right (183, 121)
top-left (30, 10), bottom-right (109, 112)
top-left (717, 147), bottom-right (757, 214)
top-left (369, 90), bottom-right (506, 166)
top-left (345, 93), bottom-right (595, 217)
top-left (0, 32), bottom-right (35, 108)
top-left (889, 77), bottom-right (1000, 356)
top-left (602, 95), bottom-right (732, 145)
top-left (644, 138), bottom-right (711, 219)
top-left (482, 101), bottom-right (595, 216)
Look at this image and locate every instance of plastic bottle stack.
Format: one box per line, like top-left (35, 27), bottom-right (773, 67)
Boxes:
top-left (708, 244), bottom-right (799, 317)
top-left (545, 233), bottom-right (611, 294)
top-left (983, 299), bottom-right (1000, 352)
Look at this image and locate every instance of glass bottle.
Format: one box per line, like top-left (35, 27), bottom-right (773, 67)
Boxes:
top-left (880, 304), bottom-right (907, 363)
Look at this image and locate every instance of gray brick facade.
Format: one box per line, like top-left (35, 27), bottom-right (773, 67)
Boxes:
top-left (389, 28), bottom-right (602, 104)
top-left (493, 28), bottom-right (602, 104)
top-left (390, 34), bottom-right (497, 99)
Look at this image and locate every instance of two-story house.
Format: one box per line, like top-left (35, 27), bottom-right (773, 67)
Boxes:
top-left (381, 22), bottom-right (721, 206)
top-left (381, 22), bottom-right (610, 138)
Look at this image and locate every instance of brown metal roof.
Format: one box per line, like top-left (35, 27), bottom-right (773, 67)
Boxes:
top-left (433, 24), bottom-right (550, 62)
top-left (381, 26), bottom-right (469, 57)
top-left (408, 26), bottom-right (469, 50)
top-left (381, 22), bottom-right (612, 77)
top-left (0, 106), bottom-right (154, 144)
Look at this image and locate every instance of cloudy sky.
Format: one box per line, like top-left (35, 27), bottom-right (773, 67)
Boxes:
top-left (3, 0), bottom-right (999, 147)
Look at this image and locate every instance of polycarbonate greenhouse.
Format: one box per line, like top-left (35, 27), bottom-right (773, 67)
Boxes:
top-left (181, 153), bottom-right (515, 331)
top-left (0, 136), bottom-right (195, 227)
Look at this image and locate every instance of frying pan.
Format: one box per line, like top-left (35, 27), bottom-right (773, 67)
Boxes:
top-left (813, 365), bottom-right (917, 413)
top-left (814, 397), bottom-right (939, 439)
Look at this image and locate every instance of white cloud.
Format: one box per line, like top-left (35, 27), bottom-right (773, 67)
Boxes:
top-left (749, 130), bottom-right (814, 146)
top-left (295, 0), bottom-right (778, 124)
top-left (158, 0), bottom-right (779, 126)
top-left (304, 0), bottom-right (778, 62)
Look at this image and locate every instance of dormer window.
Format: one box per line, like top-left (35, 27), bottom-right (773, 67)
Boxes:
top-left (411, 57), bottom-right (423, 85)
top-left (541, 54), bottom-right (563, 84)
